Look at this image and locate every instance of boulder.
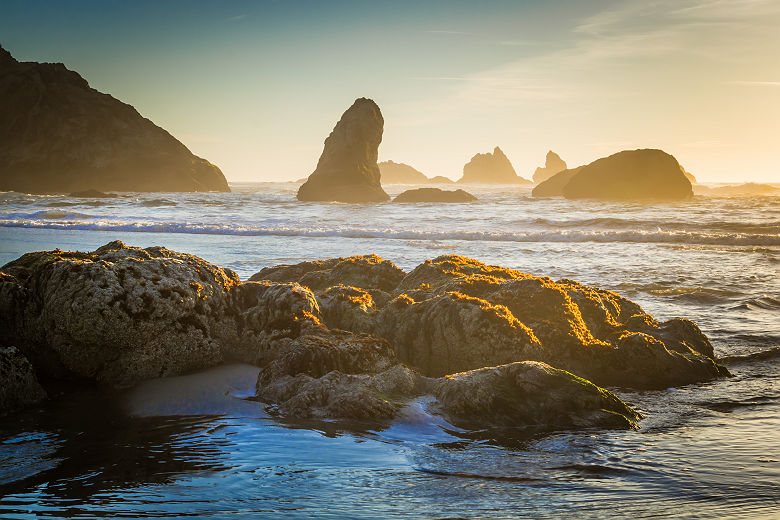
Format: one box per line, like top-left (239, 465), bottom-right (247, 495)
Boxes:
top-left (297, 98), bottom-right (389, 202)
top-left (532, 151), bottom-right (568, 184)
top-left (0, 46), bottom-right (229, 194)
top-left (378, 160), bottom-right (429, 183)
top-left (458, 147), bottom-right (531, 184)
top-left (433, 361), bottom-right (641, 430)
top-left (393, 188), bottom-right (477, 203)
top-left (0, 241), bottom-right (325, 386)
top-left (0, 346), bottom-right (47, 415)
top-left (249, 254), bottom-right (406, 293)
top-left (253, 332), bottom-right (640, 432)
top-left (68, 189), bottom-right (118, 198)
top-left (683, 170), bottom-right (697, 183)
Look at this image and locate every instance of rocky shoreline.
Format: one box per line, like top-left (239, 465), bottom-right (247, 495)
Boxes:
top-left (0, 242), bottom-right (729, 434)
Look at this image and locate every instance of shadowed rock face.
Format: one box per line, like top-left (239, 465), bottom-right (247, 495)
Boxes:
top-left (2, 244), bottom-right (728, 432)
top-left (297, 98), bottom-right (389, 202)
top-left (458, 147), bottom-right (531, 184)
top-left (532, 151), bottom-right (568, 184)
top-left (531, 167), bottom-right (581, 197)
top-left (0, 46), bottom-right (229, 194)
top-left (533, 149), bottom-right (692, 200)
top-left (0, 346), bottom-right (46, 415)
top-left (393, 188), bottom-right (477, 203)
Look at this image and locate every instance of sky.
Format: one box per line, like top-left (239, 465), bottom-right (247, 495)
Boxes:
top-left (1, 0), bottom-right (779, 182)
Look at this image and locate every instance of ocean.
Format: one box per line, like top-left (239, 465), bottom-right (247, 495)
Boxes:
top-left (0, 182), bottom-right (778, 519)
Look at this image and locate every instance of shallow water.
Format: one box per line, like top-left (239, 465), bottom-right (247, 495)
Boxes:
top-left (0, 183), bottom-right (778, 518)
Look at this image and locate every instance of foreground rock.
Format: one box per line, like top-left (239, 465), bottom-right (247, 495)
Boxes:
top-left (0, 241), bottom-right (326, 387)
top-left (0, 346), bottom-right (47, 415)
top-left (379, 161), bottom-right (430, 183)
top-left (432, 362), bottom-right (641, 430)
top-left (2, 243), bottom-right (725, 432)
top-left (253, 330), bottom-right (640, 431)
top-left (458, 147), bottom-right (531, 184)
top-left (393, 188), bottom-right (477, 203)
top-left (532, 151), bottom-right (568, 184)
top-left (0, 46), bottom-right (229, 194)
top-left (533, 149), bottom-right (692, 200)
top-left (297, 98), bottom-right (389, 202)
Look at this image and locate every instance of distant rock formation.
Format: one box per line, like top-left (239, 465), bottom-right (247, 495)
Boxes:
top-left (429, 176), bottom-right (455, 183)
top-left (693, 182), bottom-right (780, 197)
top-left (532, 151), bottom-right (568, 184)
top-left (393, 188), bottom-right (477, 203)
top-left (297, 98), bottom-right (389, 202)
top-left (68, 189), bottom-right (118, 198)
top-left (0, 46), bottom-right (229, 194)
top-left (378, 161), bottom-right (429, 183)
top-left (532, 149), bottom-right (692, 200)
top-left (458, 147), bottom-right (531, 184)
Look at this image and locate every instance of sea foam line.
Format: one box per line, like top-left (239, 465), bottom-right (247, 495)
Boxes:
top-left (1, 218), bottom-right (779, 246)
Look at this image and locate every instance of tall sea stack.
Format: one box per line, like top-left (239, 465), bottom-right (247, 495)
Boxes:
top-left (0, 46), bottom-right (229, 193)
top-left (297, 98), bottom-right (389, 203)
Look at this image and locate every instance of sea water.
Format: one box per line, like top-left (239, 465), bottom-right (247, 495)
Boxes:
top-left (0, 183), bottom-right (777, 518)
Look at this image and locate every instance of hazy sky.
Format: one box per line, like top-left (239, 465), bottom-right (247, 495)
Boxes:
top-left (2, 0), bottom-right (779, 182)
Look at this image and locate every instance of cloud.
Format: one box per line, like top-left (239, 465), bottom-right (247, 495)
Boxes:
top-left (726, 81), bottom-right (780, 87)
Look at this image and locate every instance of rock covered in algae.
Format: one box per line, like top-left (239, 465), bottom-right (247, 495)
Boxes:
top-left (0, 241), bottom-right (323, 386)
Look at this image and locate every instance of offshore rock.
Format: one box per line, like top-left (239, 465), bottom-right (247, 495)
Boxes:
top-left (393, 188), bottom-right (477, 203)
top-left (532, 151), bottom-right (568, 184)
top-left (0, 46), bottom-right (229, 194)
top-left (458, 147), bottom-right (531, 184)
top-left (531, 166), bottom-right (582, 197)
top-left (533, 149), bottom-right (693, 199)
top-left (68, 189), bottom-right (118, 198)
top-left (0, 346), bottom-right (47, 415)
top-left (297, 98), bottom-right (389, 202)
top-left (378, 160), bottom-right (430, 183)
top-left (562, 149), bottom-right (693, 200)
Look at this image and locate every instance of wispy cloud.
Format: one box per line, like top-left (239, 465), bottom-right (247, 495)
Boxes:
top-left (726, 81), bottom-right (780, 87)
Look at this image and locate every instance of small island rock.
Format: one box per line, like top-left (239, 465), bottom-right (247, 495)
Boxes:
top-left (393, 188), bottom-right (477, 203)
top-left (378, 161), bottom-right (429, 184)
top-left (533, 149), bottom-right (693, 200)
top-left (297, 98), bottom-right (389, 203)
top-left (458, 147), bottom-right (531, 184)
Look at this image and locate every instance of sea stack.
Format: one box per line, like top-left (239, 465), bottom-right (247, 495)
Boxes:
top-left (458, 147), bottom-right (531, 184)
top-left (297, 98), bottom-right (389, 202)
top-left (532, 151), bottom-right (567, 183)
top-left (0, 46), bottom-right (229, 194)
top-left (533, 149), bottom-right (693, 200)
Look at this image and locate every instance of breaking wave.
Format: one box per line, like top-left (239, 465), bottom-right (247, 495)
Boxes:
top-left (1, 216), bottom-right (778, 246)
